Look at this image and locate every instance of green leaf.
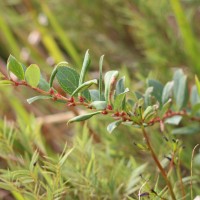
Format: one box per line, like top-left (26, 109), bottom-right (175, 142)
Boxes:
top-left (79, 49), bottom-right (90, 86)
top-left (172, 125), bottom-right (200, 135)
top-left (7, 55), bottom-right (25, 80)
top-left (25, 64), bottom-right (40, 87)
top-left (104, 70), bottom-right (119, 104)
top-left (49, 61), bottom-right (68, 87)
top-left (116, 76), bottom-right (125, 96)
top-left (38, 76), bottom-right (50, 91)
top-left (89, 89), bottom-right (100, 101)
top-left (99, 55), bottom-right (104, 100)
top-left (90, 101), bottom-right (107, 110)
top-left (173, 69), bottom-right (188, 110)
top-left (56, 66), bottom-right (79, 95)
top-left (195, 75), bottom-right (200, 96)
top-left (144, 87), bottom-right (153, 107)
top-left (147, 79), bottom-right (163, 105)
top-left (27, 95), bottom-right (52, 104)
top-left (0, 80), bottom-right (13, 85)
top-left (71, 79), bottom-right (98, 97)
top-left (162, 81), bottom-right (174, 104)
top-left (67, 111), bottom-right (102, 124)
top-left (82, 89), bottom-right (91, 102)
top-left (107, 120), bottom-right (122, 134)
top-left (190, 85), bottom-right (200, 106)
top-left (165, 115), bottom-right (182, 125)
top-left (159, 98), bottom-right (172, 117)
top-left (114, 88), bottom-right (129, 111)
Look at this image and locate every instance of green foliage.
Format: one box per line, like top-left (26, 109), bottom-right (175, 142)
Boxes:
top-left (25, 64), bottom-right (40, 87)
top-left (1, 51), bottom-right (200, 199)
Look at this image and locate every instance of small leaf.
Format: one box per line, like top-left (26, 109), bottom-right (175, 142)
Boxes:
top-left (7, 55), bottom-right (25, 80)
top-left (82, 89), bottom-right (91, 102)
top-left (104, 70), bottom-right (119, 104)
top-left (159, 98), bottom-right (172, 117)
top-left (25, 64), bottom-right (40, 87)
top-left (107, 120), bottom-right (122, 134)
top-left (79, 49), bottom-right (90, 86)
top-left (67, 111), bottom-right (101, 124)
top-left (147, 79), bottom-right (163, 105)
top-left (190, 85), bottom-right (200, 106)
top-left (165, 115), bottom-right (182, 125)
top-left (56, 66), bottom-right (79, 95)
top-left (89, 89), bottom-right (100, 101)
top-left (0, 80), bottom-right (13, 85)
top-left (38, 76), bottom-right (50, 91)
top-left (173, 69), bottom-right (188, 110)
top-left (162, 81), bottom-right (174, 104)
top-left (71, 79), bottom-right (98, 97)
top-left (195, 75), bottom-right (200, 96)
top-left (144, 87), bottom-right (153, 107)
top-left (90, 101), bottom-right (107, 110)
top-left (116, 76), bottom-right (125, 96)
top-left (114, 88), bottom-right (129, 111)
top-left (172, 125), bottom-right (200, 135)
top-left (49, 61), bottom-right (68, 87)
top-left (99, 55), bottom-right (104, 100)
top-left (27, 95), bottom-right (52, 104)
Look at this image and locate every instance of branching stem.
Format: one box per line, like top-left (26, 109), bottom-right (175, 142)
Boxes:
top-left (141, 127), bottom-right (176, 200)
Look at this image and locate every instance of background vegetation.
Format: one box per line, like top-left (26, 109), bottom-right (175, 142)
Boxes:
top-left (0, 0), bottom-right (200, 199)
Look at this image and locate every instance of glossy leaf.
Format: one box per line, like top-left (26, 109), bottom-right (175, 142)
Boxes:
top-left (7, 55), bottom-right (25, 80)
top-left (173, 69), bottom-right (188, 110)
top-left (25, 64), bottom-right (40, 87)
top-left (27, 95), bottom-right (52, 104)
top-left (82, 89), bottom-right (91, 102)
top-left (99, 55), bottom-right (104, 100)
top-left (165, 115), bottom-right (182, 125)
top-left (56, 66), bottom-right (79, 95)
top-left (0, 80), bottom-right (13, 85)
top-left (114, 88), bottom-right (129, 111)
top-left (79, 49), bottom-right (90, 86)
top-left (104, 70), bottom-right (119, 104)
top-left (67, 111), bottom-right (102, 124)
top-left (147, 79), bottom-right (163, 105)
top-left (90, 101), bottom-right (107, 110)
top-left (71, 79), bottom-right (97, 97)
top-left (195, 75), bottom-right (200, 96)
top-left (49, 61), bottom-right (68, 87)
top-left (162, 81), bottom-right (173, 104)
top-left (107, 120), bottom-right (122, 134)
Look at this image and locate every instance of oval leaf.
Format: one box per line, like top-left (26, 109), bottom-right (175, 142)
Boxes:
top-left (162, 81), bottom-right (174, 105)
top-left (173, 69), bottom-right (188, 110)
top-left (67, 111), bottom-right (101, 124)
top-left (56, 66), bottom-right (79, 95)
top-left (25, 64), bottom-right (40, 87)
top-left (114, 88), bottom-right (129, 111)
top-left (49, 61), bottom-right (68, 87)
top-left (7, 55), bottom-right (25, 80)
top-left (71, 79), bottom-right (98, 97)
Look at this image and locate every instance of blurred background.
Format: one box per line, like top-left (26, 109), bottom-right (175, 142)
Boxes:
top-left (0, 0), bottom-right (200, 199)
